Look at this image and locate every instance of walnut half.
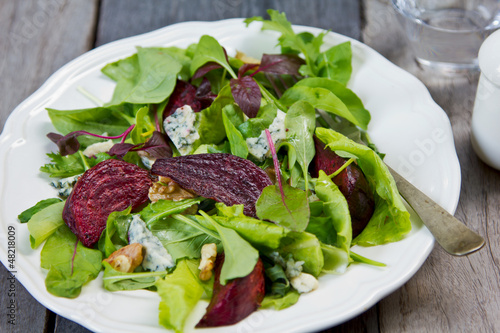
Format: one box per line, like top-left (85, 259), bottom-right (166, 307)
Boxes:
top-left (104, 243), bottom-right (144, 273)
top-left (198, 243), bottom-right (218, 281)
top-left (148, 176), bottom-right (197, 203)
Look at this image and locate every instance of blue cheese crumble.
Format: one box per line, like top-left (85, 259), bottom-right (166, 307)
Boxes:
top-left (82, 140), bottom-right (114, 157)
top-left (128, 215), bottom-right (174, 271)
top-left (50, 174), bottom-right (81, 198)
top-left (163, 105), bottom-right (200, 155)
top-left (246, 110), bottom-right (287, 160)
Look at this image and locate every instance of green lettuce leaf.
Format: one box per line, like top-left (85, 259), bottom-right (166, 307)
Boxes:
top-left (18, 198), bottom-right (62, 223)
top-left (28, 201), bottom-right (65, 248)
top-left (315, 127), bottom-right (411, 245)
top-left (102, 261), bottom-right (167, 291)
top-left (156, 259), bottom-right (206, 333)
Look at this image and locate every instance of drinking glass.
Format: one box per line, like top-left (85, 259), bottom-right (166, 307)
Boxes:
top-left (392, 0), bottom-right (500, 73)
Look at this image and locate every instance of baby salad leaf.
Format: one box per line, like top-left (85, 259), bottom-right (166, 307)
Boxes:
top-left (279, 231), bottom-right (324, 277)
top-left (230, 76), bottom-right (261, 118)
top-left (315, 41), bottom-right (352, 85)
top-left (237, 103), bottom-right (277, 139)
top-left (140, 198), bottom-right (202, 227)
top-left (105, 47), bottom-right (183, 106)
top-left (285, 100), bottom-right (316, 192)
top-left (199, 211), bottom-right (259, 285)
top-left (28, 200), bottom-right (65, 248)
top-left (150, 216), bottom-right (220, 262)
top-left (256, 184), bottom-right (310, 232)
top-left (190, 35), bottom-right (237, 79)
top-left (261, 290), bottom-right (300, 310)
top-left (315, 128), bottom-right (411, 245)
top-left (314, 170), bottom-right (351, 273)
top-left (98, 207), bottom-right (132, 258)
top-left (222, 106), bottom-right (248, 159)
top-left (18, 198), bottom-right (62, 223)
top-left (40, 152), bottom-right (111, 178)
top-left (102, 261), bottom-right (167, 291)
top-left (294, 77), bottom-right (370, 129)
top-left (41, 225), bottom-right (102, 298)
top-left (259, 54), bottom-right (305, 76)
top-left (280, 85), bottom-right (369, 130)
top-left (156, 259), bottom-right (208, 333)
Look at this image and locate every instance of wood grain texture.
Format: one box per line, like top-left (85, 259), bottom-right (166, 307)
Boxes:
top-left (362, 1), bottom-right (500, 332)
top-left (95, 0), bottom-right (361, 46)
top-left (0, 1), bottom-right (98, 332)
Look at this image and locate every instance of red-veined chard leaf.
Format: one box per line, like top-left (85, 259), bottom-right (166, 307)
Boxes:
top-left (230, 76), bottom-right (261, 118)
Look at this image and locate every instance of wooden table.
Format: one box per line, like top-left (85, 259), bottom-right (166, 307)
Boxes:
top-left (1, 1), bottom-right (498, 332)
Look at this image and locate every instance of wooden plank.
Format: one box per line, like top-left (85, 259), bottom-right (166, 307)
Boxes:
top-left (0, 1), bottom-right (99, 332)
top-left (95, 0), bottom-right (361, 47)
top-left (362, 1), bottom-right (500, 332)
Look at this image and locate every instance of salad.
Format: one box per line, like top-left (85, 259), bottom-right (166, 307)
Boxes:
top-left (19, 10), bottom-right (411, 332)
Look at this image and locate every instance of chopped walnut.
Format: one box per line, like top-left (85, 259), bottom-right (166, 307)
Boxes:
top-left (198, 243), bottom-right (217, 281)
top-left (235, 50), bottom-right (260, 64)
top-left (148, 176), bottom-right (197, 203)
top-left (104, 243), bottom-right (144, 273)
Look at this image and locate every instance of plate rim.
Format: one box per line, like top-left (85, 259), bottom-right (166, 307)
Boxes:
top-left (0, 17), bottom-right (461, 333)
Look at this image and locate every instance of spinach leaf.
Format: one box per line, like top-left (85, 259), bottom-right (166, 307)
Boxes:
top-left (156, 259), bottom-right (206, 332)
top-left (102, 261), bottom-right (167, 291)
top-left (199, 211), bottom-right (259, 285)
top-left (294, 77), bottom-right (370, 130)
top-left (190, 35), bottom-right (237, 79)
top-left (150, 217), bottom-right (220, 262)
top-left (40, 225), bottom-right (102, 298)
top-left (105, 47), bottom-right (183, 106)
top-left (256, 184), bottom-right (310, 232)
top-left (28, 201), bottom-right (65, 248)
top-left (284, 101), bottom-right (316, 191)
top-left (222, 106), bottom-right (248, 159)
top-left (18, 198), bottom-right (62, 223)
top-left (315, 128), bottom-right (411, 245)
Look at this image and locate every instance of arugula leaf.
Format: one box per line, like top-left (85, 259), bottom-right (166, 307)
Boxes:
top-left (40, 152), bottom-right (111, 178)
top-left (28, 201), bottom-right (65, 248)
top-left (315, 128), bottom-right (411, 245)
top-left (18, 198), bottom-right (62, 223)
top-left (105, 47), bottom-right (183, 106)
top-left (41, 225), bottom-right (102, 298)
top-left (256, 184), bottom-right (310, 232)
top-left (199, 211), bottom-right (259, 285)
top-left (222, 106), bottom-right (248, 159)
top-left (139, 198), bottom-right (202, 227)
top-left (156, 259), bottom-right (207, 332)
top-left (102, 261), bottom-right (167, 291)
top-left (285, 101), bottom-right (316, 191)
top-left (190, 35), bottom-right (237, 79)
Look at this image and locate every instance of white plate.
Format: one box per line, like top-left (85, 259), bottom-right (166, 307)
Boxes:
top-left (0, 19), bottom-right (461, 333)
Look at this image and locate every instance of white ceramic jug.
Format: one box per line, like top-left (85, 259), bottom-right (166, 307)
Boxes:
top-left (471, 29), bottom-right (500, 170)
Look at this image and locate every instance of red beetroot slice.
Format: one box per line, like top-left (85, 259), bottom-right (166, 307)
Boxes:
top-left (311, 137), bottom-right (375, 238)
top-left (151, 153), bottom-right (272, 217)
top-left (63, 159), bottom-right (152, 247)
top-left (196, 253), bottom-right (265, 328)
top-left (163, 80), bottom-right (202, 118)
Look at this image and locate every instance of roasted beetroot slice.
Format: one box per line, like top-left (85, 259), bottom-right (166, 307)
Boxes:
top-left (311, 137), bottom-right (375, 237)
top-left (163, 80), bottom-right (202, 118)
top-left (196, 253), bottom-right (265, 328)
top-left (63, 159), bottom-right (152, 247)
top-left (151, 154), bottom-right (272, 217)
